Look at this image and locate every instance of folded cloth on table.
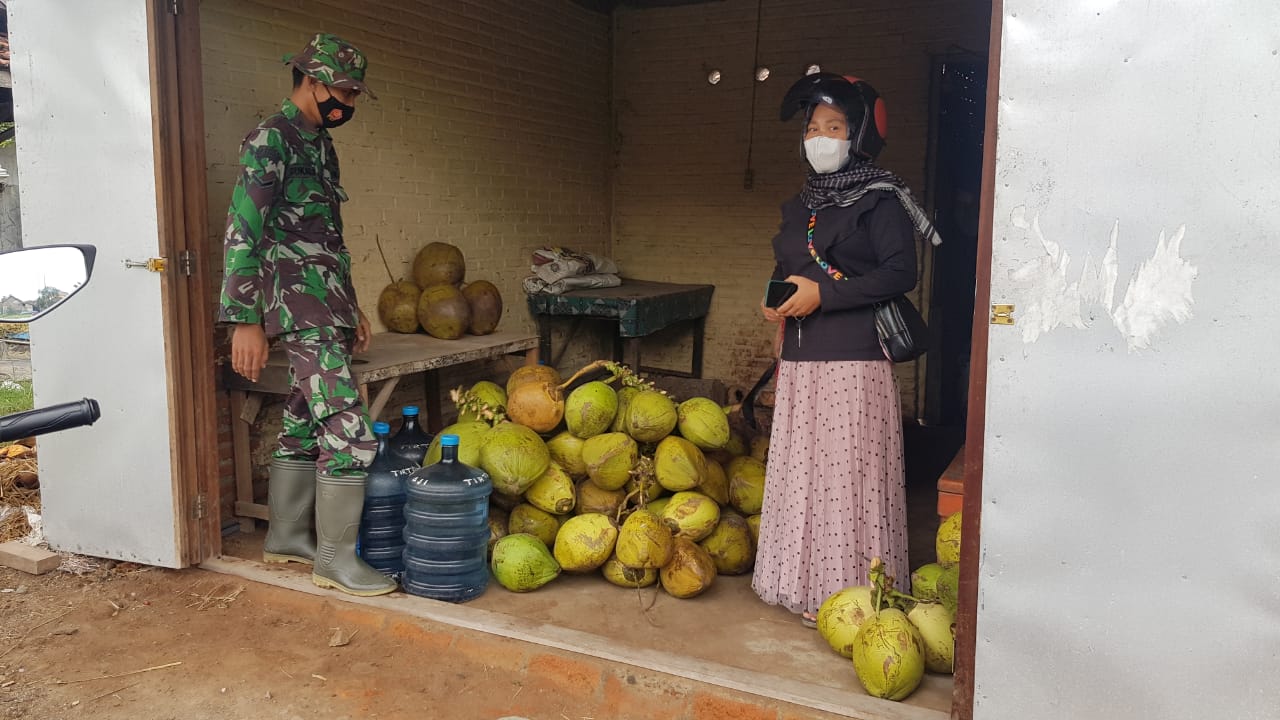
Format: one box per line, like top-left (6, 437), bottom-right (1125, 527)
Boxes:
top-left (531, 246), bottom-right (620, 285)
top-left (522, 273), bottom-right (622, 296)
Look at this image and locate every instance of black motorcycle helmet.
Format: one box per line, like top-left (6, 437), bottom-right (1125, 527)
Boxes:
top-left (780, 72), bottom-right (888, 162)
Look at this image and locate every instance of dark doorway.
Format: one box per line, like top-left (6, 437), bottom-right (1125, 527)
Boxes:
top-left (924, 52), bottom-right (987, 428)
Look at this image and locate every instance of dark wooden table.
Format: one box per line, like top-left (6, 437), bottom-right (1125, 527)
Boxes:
top-left (526, 279), bottom-right (714, 378)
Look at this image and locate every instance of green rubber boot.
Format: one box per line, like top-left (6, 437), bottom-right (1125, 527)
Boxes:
top-left (312, 472), bottom-right (397, 597)
top-left (262, 457), bottom-right (318, 565)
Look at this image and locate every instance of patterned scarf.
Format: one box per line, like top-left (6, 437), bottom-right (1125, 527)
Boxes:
top-left (799, 162), bottom-right (943, 247)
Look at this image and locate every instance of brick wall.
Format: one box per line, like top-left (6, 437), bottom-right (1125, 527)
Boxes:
top-left (611, 0), bottom-right (991, 412)
top-left (200, 0), bottom-right (614, 526)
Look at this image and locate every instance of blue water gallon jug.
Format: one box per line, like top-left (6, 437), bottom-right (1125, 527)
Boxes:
top-left (402, 434), bottom-right (492, 602)
top-left (388, 405), bottom-right (433, 466)
top-left (357, 421), bottom-right (416, 576)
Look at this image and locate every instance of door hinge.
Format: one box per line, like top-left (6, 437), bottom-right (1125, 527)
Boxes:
top-left (170, 0), bottom-right (180, 15)
top-left (193, 493), bottom-right (207, 520)
top-left (178, 249), bottom-right (195, 277)
top-left (991, 303), bottom-right (1015, 325)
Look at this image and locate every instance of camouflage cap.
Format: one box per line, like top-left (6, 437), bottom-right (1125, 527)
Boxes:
top-left (283, 33), bottom-right (376, 100)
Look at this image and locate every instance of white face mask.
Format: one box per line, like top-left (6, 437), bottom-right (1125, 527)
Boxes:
top-left (803, 136), bottom-right (851, 174)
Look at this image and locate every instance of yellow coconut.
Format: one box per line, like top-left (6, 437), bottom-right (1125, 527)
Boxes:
top-left (602, 554), bottom-right (659, 588)
top-left (490, 533), bottom-right (560, 592)
top-left (553, 513), bottom-right (618, 573)
top-left (698, 513), bottom-right (755, 575)
top-left (581, 432), bottom-right (638, 491)
top-left (727, 455), bottom-right (767, 515)
top-left (936, 511), bottom-right (963, 566)
top-left (659, 491), bottom-right (720, 542)
top-left (424, 421), bottom-right (490, 467)
top-left (564, 381), bottom-right (618, 439)
top-left (457, 380), bottom-right (507, 424)
top-left (817, 585), bottom-right (878, 658)
top-left (907, 602), bottom-right (956, 674)
top-left (746, 514), bottom-right (761, 546)
top-left (611, 386), bottom-right (639, 433)
top-left (623, 390), bottom-right (678, 443)
top-left (479, 422), bottom-right (551, 496)
top-left (615, 509), bottom-right (675, 570)
top-left (487, 506), bottom-right (510, 557)
top-left (508, 503), bottom-right (561, 549)
top-left (546, 431), bottom-right (589, 479)
top-left (697, 458), bottom-right (729, 506)
top-left (659, 537), bottom-right (716, 599)
top-left (524, 462), bottom-right (576, 515)
top-left (646, 496), bottom-right (672, 517)
top-left (676, 397), bottom-right (730, 450)
top-left (653, 435), bottom-right (706, 492)
top-left (576, 479), bottom-right (627, 518)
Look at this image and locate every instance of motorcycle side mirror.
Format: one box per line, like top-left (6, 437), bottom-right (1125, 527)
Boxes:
top-left (0, 245), bottom-right (96, 323)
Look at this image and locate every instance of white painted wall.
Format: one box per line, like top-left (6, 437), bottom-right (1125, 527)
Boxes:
top-left (976, 2), bottom-right (1280, 718)
top-left (11, 0), bottom-right (179, 565)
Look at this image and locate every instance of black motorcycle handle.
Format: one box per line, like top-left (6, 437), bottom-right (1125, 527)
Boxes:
top-left (0, 398), bottom-right (101, 443)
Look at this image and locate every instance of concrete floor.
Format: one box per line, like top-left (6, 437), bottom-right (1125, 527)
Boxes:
top-left (219, 423), bottom-right (963, 717)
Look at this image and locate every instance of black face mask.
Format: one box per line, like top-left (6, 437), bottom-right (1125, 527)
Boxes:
top-left (314, 85), bottom-right (355, 128)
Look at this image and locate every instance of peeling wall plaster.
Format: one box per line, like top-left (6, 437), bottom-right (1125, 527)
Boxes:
top-left (1005, 206), bottom-right (1198, 350)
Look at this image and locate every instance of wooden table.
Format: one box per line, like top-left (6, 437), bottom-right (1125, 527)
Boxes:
top-left (222, 330), bottom-right (538, 532)
top-left (525, 279), bottom-right (714, 378)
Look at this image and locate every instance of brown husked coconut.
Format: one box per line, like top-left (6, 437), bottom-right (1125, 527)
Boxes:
top-left (412, 242), bottom-right (466, 288)
top-left (377, 280), bottom-right (421, 333)
top-left (461, 280), bottom-right (503, 335)
top-left (417, 284), bottom-right (471, 340)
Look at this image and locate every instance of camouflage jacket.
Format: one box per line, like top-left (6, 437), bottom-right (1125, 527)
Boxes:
top-left (218, 99), bottom-right (359, 336)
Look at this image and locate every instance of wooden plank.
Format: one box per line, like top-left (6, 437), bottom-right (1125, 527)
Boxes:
top-left (232, 502), bottom-right (269, 521)
top-left (0, 541), bottom-right (61, 575)
top-left (201, 555), bottom-right (949, 720)
top-left (229, 391), bottom-right (256, 533)
top-left (423, 371), bottom-right (443, 434)
top-left (221, 331), bottom-right (538, 395)
top-left (952, 4), bottom-right (1003, 718)
top-left (353, 331), bottom-right (539, 384)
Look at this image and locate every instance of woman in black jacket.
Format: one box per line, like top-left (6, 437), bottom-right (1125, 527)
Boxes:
top-left (751, 73), bottom-right (940, 625)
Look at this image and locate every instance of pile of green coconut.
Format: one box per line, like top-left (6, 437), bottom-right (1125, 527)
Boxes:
top-left (425, 360), bottom-right (768, 601)
top-left (816, 512), bottom-right (963, 702)
top-left (377, 241), bottom-right (503, 339)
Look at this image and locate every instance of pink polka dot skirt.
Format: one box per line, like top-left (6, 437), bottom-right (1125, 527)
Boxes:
top-left (751, 359), bottom-right (909, 616)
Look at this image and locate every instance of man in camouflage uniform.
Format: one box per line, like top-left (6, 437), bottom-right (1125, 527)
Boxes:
top-left (220, 33), bottom-right (394, 597)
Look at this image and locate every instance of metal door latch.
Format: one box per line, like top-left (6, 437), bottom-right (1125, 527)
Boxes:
top-left (124, 257), bottom-right (167, 273)
top-left (991, 304), bottom-right (1015, 325)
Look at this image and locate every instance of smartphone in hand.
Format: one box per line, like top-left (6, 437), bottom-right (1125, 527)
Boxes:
top-left (764, 280), bottom-right (798, 308)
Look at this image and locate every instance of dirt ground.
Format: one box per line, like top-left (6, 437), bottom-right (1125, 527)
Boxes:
top-left (0, 562), bottom-right (891, 720)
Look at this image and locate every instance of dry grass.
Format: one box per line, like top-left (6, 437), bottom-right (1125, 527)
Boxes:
top-left (0, 455), bottom-right (39, 543)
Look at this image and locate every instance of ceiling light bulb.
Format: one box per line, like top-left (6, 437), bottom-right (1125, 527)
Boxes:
top-left (805, 64), bottom-right (822, 75)
top-left (755, 66), bottom-right (770, 82)
top-left (707, 70), bottom-right (722, 85)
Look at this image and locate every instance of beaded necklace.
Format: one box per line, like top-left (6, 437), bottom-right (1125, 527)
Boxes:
top-left (807, 210), bottom-right (845, 280)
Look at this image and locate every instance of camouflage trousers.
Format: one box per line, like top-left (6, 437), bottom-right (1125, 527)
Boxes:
top-left (273, 326), bottom-right (375, 476)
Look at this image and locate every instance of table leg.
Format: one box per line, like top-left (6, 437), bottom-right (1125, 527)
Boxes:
top-left (524, 346), bottom-right (539, 366)
top-left (536, 316), bottom-right (553, 367)
top-left (691, 317), bottom-right (706, 379)
top-left (229, 390), bottom-right (256, 534)
top-left (622, 337), bottom-right (642, 373)
top-left (423, 370), bottom-right (444, 434)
